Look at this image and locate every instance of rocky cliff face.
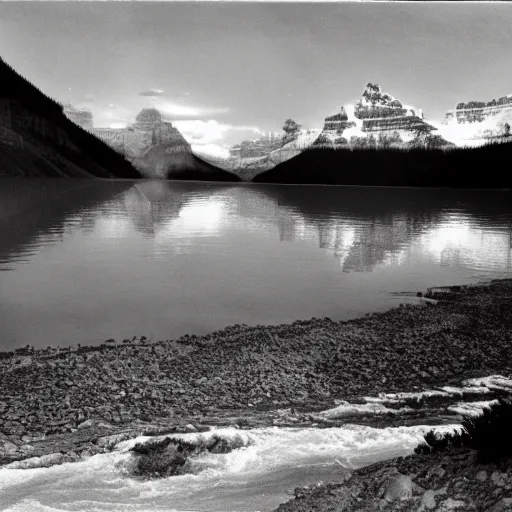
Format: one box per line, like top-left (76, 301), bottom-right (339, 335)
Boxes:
top-left (63, 106), bottom-right (238, 181)
top-left (76, 108), bottom-right (198, 179)
top-left (437, 94), bottom-right (512, 147)
top-left (229, 132), bottom-right (283, 159)
top-left (0, 57), bottom-right (140, 179)
top-left (209, 128), bottom-right (321, 181)
top-left (315, 83), bottom-right (453, 150)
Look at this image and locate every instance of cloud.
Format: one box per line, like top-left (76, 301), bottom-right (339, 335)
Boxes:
top-left (85, 103), bottom-right (134, 128)
top-left (191, 144), bottom-right (231, 159)
top-left (174, 120), bottom-right (261, 146)
top-left (139, 89), bottom-right (165, 97)
top-left (154, 101), bottom-right (229, 120)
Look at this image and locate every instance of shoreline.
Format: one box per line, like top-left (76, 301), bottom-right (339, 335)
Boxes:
top-left (1, 279), bottom-right (512, 470)
top-left (5, 176), bottom-right (512, 193)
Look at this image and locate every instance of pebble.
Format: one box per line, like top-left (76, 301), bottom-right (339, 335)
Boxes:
top-left (476, 470), bottom-right (488, 482)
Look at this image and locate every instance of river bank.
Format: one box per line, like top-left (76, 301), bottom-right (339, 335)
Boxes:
top-left (1, 279), bottom-right (511, 470)
top-left (275, 443), bottom-right (512, 512)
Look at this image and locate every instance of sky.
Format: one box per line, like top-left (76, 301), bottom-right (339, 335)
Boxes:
top-left (1, 2), bottom-right (512, 156)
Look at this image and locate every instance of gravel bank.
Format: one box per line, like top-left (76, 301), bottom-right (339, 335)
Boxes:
top-left (1, 279), bottom-right (511, 467)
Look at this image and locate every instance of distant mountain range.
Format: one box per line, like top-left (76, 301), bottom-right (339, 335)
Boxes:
top-left (214, 83), bottom-right (512, 180)
top-left (62, 80), bottom-right (512, 186)
top-left (251, 83), bottom-right (512, 188)
top-left (2, 54), bottom-right (512, 188)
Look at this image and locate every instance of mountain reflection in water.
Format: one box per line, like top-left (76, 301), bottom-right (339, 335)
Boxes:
top-left (0, 179), bottom-right (511, 350)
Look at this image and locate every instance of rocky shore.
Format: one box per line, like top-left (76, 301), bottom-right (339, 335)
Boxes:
top-left (275, 397), bottom-right (512, 512)
top-left (1, 279), bottom-right (511, 470)
top-left (275, 448), bottom-right (512, 512)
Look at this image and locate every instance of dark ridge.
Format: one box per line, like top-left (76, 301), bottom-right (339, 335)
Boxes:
top-left (252, 143), bottom-right (512, 189)
top-left (0, 56), bottom-right (141, 179)
top-left (166, 153), bottom-right (242, 182)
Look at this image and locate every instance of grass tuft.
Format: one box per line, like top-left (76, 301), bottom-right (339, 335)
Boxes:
top-left (415, 398), bottom-right (512, 464)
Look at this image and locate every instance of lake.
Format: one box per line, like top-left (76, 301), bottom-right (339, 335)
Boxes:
top-left (1, 178), bottom-right (511, 351)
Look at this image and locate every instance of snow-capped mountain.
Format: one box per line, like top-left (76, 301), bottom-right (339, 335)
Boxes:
top-left (314, 83), bottom-right (453, 150)
top-left (435, 94), bottom-right (512, 147)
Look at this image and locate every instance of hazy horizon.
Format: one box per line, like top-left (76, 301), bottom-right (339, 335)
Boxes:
top-left (1, 2), bottom-right (512, 155)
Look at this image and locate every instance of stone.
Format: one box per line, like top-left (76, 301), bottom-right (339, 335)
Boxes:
top-left (487, 498), bottom-right (512, 512)
top-left (436, 498), bottom-right (467, 511)
top-left (475, 470), bottom-right (488, 482)
top-left (77, 419), bottom-right (96, 429)
top-left (96, 433), bottom-right (131, 448)
top-left (383, 474), bottom-right (413, 502)
top-left (419, 490), bottom-right (438, 510)
top-left (491, 471), bottom-right (508, 487)
top-left (185, 424), bottom-right (198, 433)
top-left (1, 440), bottom-right (19, 455)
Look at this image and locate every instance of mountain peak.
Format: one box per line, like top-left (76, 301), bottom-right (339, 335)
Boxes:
top-left (358, 83), bottom-right (403, 110)
top-left (134, 108), bottom-right (164, 130)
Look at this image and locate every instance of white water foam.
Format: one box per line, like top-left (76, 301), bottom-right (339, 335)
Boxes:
top-left (316, 401), bottom-right (414, 418)
top-left (463, 375), bottom-right (512, 391)
top-left (356, 375), bottom-right (512, 408)
top-left (1, 374), bottom-right (510, 512)
top-left (0, 424), bottom-right (460, 512)
top-left (447, 400), bottom-right (500, 417)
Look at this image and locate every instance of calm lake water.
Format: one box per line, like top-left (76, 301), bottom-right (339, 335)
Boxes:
top-left (1, 178), bottom-right (511, 351)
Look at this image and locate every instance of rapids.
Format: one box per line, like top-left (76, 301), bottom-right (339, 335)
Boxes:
top-left (1, 375), bottom-right (510, 512)
top-left (0, 424), bottom-right (460, 512)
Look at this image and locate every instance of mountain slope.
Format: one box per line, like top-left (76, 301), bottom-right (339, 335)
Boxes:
top-left (201, 128), bottom-right (322, 181)
top-left (0, 56), bottom-right (141, 179)
top-left (252, 142), bottom-right (512, 189)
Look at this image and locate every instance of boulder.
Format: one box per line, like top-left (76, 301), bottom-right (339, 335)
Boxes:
top-left (1, 440), bottom-right (19, 455)
top-left (383, 474), bottom-right (413, 502)
top-left (96, 432), bottom-right (131, 448)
